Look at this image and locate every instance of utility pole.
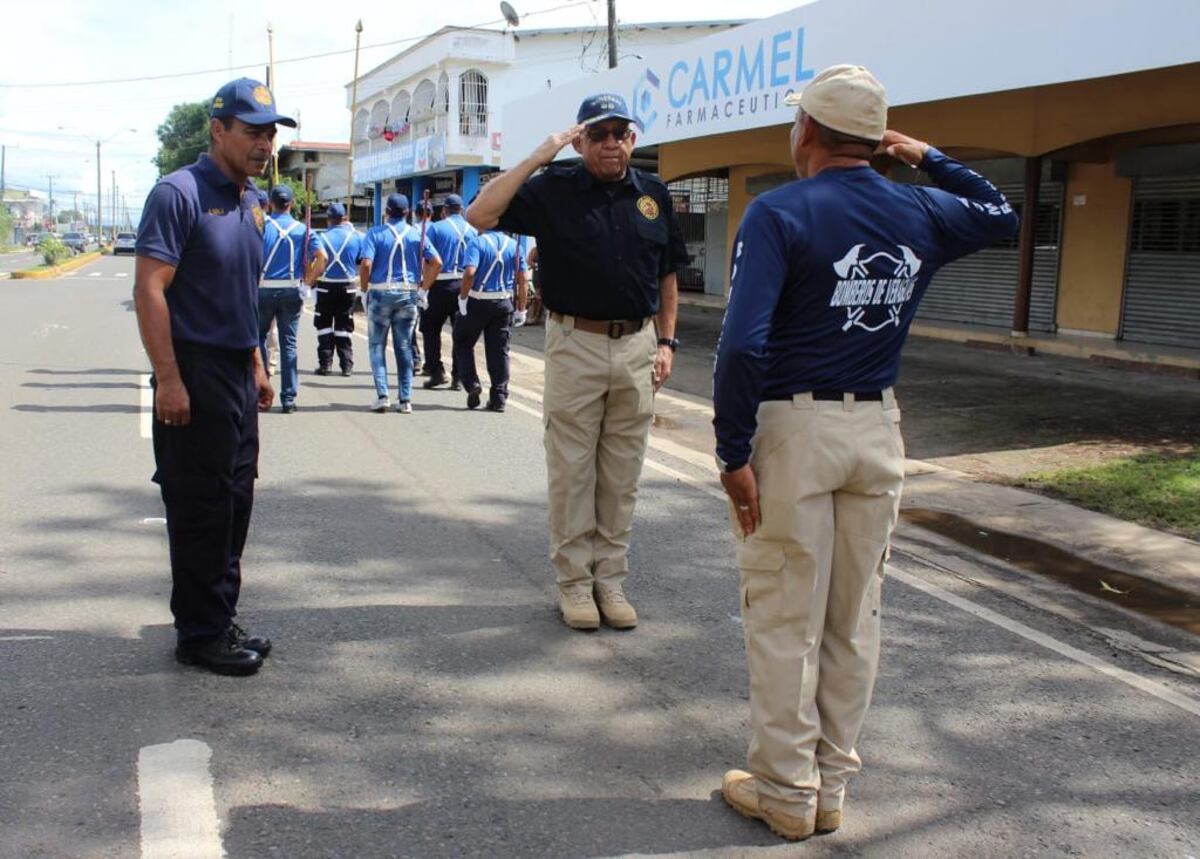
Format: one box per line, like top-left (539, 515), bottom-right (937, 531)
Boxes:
top-left (111, 170), bottom-right (116, 242)
top-left (347, 19), bottom-right (363, 220)
top-left (96, 140), bottom-right (103, 239)
top-left (267, 22), bottom-right (280, 186)
top-left (1, 145), bottom-right (6, 205)
top-left (607, 0), bottom-right (617, 69)
top-left (46, 174), bottom-right (58, 228)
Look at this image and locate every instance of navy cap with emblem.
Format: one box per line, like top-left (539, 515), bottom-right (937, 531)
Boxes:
top-left (210, 77), bottom-right (297, 128)
top-left (326, 201), bottom-right (346, 218)
top-left (445, 193), bottom-right (463, 209)
top-left (577, 93), bottom-right (639, 128)
top-left (269, 184), bottom-right (293, 205)
top-left (386, 192), bottom-right (409, 213)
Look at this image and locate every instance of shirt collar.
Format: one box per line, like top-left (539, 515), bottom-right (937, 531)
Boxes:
top-left (194, 153), bottom-right (248, 193)
top-left (574, 163), bottom-right (642, 193)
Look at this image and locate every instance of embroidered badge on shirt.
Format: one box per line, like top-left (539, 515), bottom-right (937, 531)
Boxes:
top-left (636, 195), bottom-right (660, 220)
top-left (252, 206), bottom-right (265, 234)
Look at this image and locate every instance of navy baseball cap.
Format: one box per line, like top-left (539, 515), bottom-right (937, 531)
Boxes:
top-left (210, 78), bottom-right (297, 128)
top-left (255, 189), bottom-right (269, 206)
top-left (577, 93), bottom-right (638, 128)
top-left (444, 193), bottom-right (463, 209)
top-left (269, 185), bottom-right (293, 205)
top-left (386, 192), bottom-right (409, 213)
top-left (326, 202), bottom-right (346, 218)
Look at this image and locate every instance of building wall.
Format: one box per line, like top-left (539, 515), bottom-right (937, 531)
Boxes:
top-left (1055, 161), bottom-right (1132, 336)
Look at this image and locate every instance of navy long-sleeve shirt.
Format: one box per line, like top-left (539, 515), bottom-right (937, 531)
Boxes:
top-left (713, 148), bottom-right (1020, 470)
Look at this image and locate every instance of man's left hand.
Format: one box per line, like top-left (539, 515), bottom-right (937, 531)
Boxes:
top-left (653, 345), bottom-right (674, 391)
top-left (255, 365), bottom-right (275, 412)
top-left (720, 465), bottom-right (761, 536)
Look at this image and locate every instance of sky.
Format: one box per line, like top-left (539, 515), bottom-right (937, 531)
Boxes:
top-left (1, 0), bottom-right (800, 225)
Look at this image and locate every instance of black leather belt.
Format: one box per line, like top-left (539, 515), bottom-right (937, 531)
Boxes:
top-left (765, 390), bottom-right (884, 402)
top-left (548, 312), bottom-right (647, 338)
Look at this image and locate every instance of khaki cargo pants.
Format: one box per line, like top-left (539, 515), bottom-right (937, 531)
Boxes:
top-left (543, 314), bottom-right (657, 593)
top-left (734, 391), bottom-right (905, 818)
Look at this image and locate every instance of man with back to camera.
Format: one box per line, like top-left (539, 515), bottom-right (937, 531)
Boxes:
top-left (133, 78), bottom-right (300, 676)
top-left (467, 93), bottom-right (688, 632)
top-left (258, 184), bottom-right (325, 413)
top-left (358, 192), bottom-right (441, 414)
top-left (712, 65), bottom-right (1019, 840)
top-left (312, 201), bottom-right (362, 376)
top-left (419, 193), bottom-right (477, 390)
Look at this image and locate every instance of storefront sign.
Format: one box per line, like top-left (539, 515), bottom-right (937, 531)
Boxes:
top-left (353, 133), bottom-right (447, 183)
top-left (501, 0), bottom-right (1200, 166)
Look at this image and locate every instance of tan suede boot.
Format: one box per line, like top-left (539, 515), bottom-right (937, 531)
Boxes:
top-left (595, 584), bottom-right (637, 629)
top-left (721, 770), bottom-right (815, 842)
top-left (559, 590), bottom-right (600, 630)
top-left (816, 808), bottom-right (843, 833)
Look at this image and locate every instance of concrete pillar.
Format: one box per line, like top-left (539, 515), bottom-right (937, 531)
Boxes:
top-left (461, 167), bottom-right (481, 203)
top-left (373, 181), bottom-right (383, 226)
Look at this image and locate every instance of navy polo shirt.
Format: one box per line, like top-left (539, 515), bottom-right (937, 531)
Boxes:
top-left (496, 164), bottom-right (688, 320)
top-left (135, 153), bottom-right (264, 350)
top-left (712, 148), bottom-right (1021, 470)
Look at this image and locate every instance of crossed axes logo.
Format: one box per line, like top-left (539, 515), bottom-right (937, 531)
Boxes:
top-left (831, 243), bottom-right (923, 333)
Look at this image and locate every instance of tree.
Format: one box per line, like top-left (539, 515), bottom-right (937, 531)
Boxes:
top-left (153, 101), bottom-right (210, 177)
top-left (0, 207), bottom-right (12, 251)
top-left (56, 209), bottom-right (83, 224)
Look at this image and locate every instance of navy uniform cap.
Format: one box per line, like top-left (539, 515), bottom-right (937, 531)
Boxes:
top-left (210, 78), bottom-right (297, 128)
top-left (386, 192), bottom-right (409, 212)
top-left (255, 189), bottom-right (269, 206)
top-left (269, 184), bottom-right (293, 205)
top-left (444, 193), bottom-right (463, 209)
top-left (326, 201), bottom-right (346, 218)
top-left (577, 93), bottom-right (639, 128)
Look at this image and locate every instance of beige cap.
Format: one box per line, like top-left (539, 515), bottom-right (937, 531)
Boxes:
top-left (784, 64), bottom-right (887, 142)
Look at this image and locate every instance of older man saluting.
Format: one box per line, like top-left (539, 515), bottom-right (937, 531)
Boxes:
top-left (133, 78), bottom-right (296, 676)
top-left (713, 65), bottom-right (1019, 840)
top-left (468, 94), bottom-right (688, 631)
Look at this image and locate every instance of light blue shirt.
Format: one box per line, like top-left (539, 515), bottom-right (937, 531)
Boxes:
top-left (360, 218), bottom-right (440, 286)
top-left (426, 213), bottom-right (477, 276)
top-left (316, 223), bottom-right (363, 282)
top-left (261, 212), bottom-right (321, 282)
top-left (463, 231), bottom-right (527, 294)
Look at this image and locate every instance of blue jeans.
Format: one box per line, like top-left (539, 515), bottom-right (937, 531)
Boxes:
top-left (258, 288), bottom-right (303, 406)
top-left (366, 289), bottom-right (419, 401)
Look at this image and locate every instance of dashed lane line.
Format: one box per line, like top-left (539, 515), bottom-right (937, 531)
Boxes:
top-left (137, 739), bottom-right (224, 859)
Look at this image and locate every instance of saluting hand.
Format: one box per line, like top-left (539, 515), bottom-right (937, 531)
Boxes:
top-left (721, 465), bottom-right (762, 537)
top-left (880, 130), bottom-right (930, 168)
top-left (532, 124), bottom-right (586, 167)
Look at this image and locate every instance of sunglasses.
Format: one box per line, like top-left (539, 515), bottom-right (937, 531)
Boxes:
top-left (584, 124), bottom-right (633, 143)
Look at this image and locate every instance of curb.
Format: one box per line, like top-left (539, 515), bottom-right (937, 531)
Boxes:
top-left (10, 251), bottom-right (104, 280)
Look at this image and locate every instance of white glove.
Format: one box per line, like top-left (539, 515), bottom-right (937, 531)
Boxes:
top-left (512, 310), bottom-right (527, 328)
top-left (457, 296), bottom-right (469, 316)
top-left (417, 289), bottom-right (429, 310)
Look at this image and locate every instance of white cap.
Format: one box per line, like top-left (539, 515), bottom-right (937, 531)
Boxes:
top-left (784, 64), bottom-right (887, 142)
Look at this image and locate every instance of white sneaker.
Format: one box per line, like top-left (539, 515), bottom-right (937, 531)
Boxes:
top-left (371, 395), bottom-right (389, 413)
top-left (395, 400), bottom-right (413, 414)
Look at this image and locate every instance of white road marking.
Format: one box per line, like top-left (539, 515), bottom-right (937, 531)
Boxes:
top-left (138, 739), bottom-right (224, 858)
top-left (891, 567), bottom-right (1200, 718)
top-left (140, 374), bottom-right (153, 439)
top-left (117, 272), bottom-right (129, 277)
top-left (88, 271), bottom-right (102, 277)
top-left (141, 517), bottom-right (167, 525)
top-left (0, 635), bottom-right (54, 641)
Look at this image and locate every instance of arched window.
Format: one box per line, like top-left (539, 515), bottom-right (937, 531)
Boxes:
top-left (368, 99), bottom-right (389, 140)
top-left (352, 108), bottom-right (370, 143)
top-left (389, 90), bottom-right (411, 140)
top-left (411, 78), bottom-right (437, 138)
top-left (459, 69), bottom-right (488, 138)
top-left (436, 72), bottom-right (450, 135)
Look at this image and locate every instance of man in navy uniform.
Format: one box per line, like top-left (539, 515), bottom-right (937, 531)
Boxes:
top-left (420, 193), bottom-right (476, 390)
top-left (259, 184), bottom-right (324, 412)
top-left (467, 94), bottom-right (688, 631)
top-left (453, 228), bottom-right (528, 412)
top-left (313, 201), bottom-right (361, 376)
top-left (713, 65), bottom-right (1019, 841)
top-left (132, 78), bottom-right (298, 676)
top-left (358, 192), bottom-right (440, 413)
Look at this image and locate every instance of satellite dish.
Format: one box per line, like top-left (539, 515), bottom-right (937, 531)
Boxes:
top-left (500, 1), bottom-right (520, 27)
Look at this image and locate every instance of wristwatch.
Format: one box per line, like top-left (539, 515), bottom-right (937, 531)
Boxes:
top-left (657, 337), bottom-right (680, 351)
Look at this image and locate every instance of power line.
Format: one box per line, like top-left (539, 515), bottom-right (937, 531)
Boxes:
top-left (0, 1), bottom-right (592, 89)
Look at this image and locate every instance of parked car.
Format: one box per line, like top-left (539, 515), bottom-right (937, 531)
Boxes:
top-left (113, 232), bottom-right (137, 255)
top-left (61, 231), bottom-right (89, 253)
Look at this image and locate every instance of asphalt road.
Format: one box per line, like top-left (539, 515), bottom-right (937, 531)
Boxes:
top-left (2, 254), bottom-right (1198, 859)
top-left (0, 249), bottom-right (41, 274)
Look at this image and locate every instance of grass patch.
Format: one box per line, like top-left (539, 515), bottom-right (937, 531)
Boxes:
top-left (1021, 449), bottom-right (1200, 539)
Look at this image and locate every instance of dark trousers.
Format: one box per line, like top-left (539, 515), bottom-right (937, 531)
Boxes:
top-left (152, 343), bottom-right (259, 643)
top-left (453, 296), bottom-right (513, 406)
top-left (314, 281), bottom-right (355, 371)
top-left (420, 280), bottom-right (461, 380)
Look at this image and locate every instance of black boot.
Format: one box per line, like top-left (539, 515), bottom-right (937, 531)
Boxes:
top-left (230, 622), bottom-right (272, 657)
top-left (175, 630), bottom-right (262, 676)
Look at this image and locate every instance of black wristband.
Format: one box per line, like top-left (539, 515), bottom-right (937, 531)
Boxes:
top-left (657, 337), bottom-right (679, 352)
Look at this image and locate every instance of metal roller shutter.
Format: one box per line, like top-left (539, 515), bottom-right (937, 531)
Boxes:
top-left (916, 181), bottom-right (1063, 332)
top-left (1121, 176), bottom-right (1200, 348)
